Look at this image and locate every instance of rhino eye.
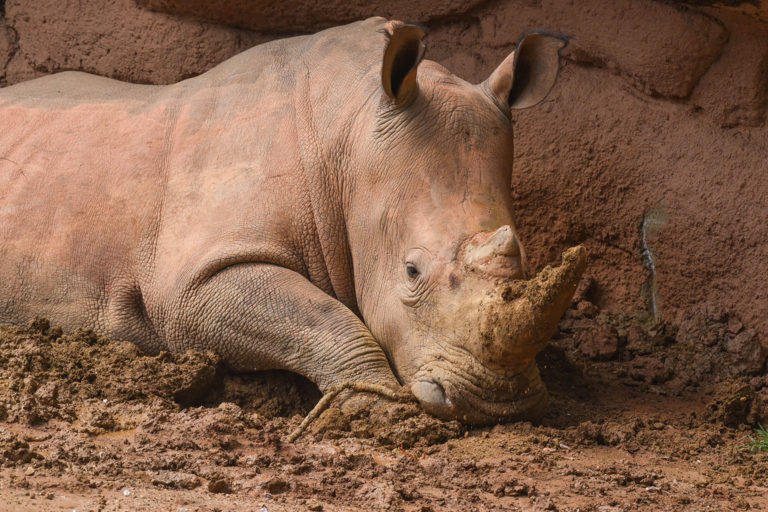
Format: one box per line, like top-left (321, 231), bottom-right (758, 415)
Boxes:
top-left (406, 263), bottom-right (420, 279)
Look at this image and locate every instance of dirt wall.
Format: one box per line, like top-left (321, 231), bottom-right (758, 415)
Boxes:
top-left (1, 0), bottom-right (766, 371)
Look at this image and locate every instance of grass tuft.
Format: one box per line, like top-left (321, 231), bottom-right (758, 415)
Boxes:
top-left (742, 424), bottom-right (768, 454)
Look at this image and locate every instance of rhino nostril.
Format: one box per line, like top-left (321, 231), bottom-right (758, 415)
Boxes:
top-left (411, 380), bottom-right (452, 415)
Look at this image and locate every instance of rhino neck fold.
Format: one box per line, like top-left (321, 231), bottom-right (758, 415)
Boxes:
top-left (291, 47), bottom-right (367, 314)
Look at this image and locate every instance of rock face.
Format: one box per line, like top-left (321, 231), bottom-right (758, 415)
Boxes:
top-left (136, 0), bottom-right (489, 32)
top-left (2, 0), bottom-right (269, 85)
top-left (680, 0), bottom-right (768, 23)
top-left (0, 0), bottom-right (766, 373)
top-left (442, 0), bottom-right (728, 99)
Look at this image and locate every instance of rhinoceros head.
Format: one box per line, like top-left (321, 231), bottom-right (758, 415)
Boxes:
top-left (347, 22), bottom-right (586, 423)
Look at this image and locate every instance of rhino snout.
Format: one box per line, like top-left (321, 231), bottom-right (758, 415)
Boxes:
top-left (409, 364), bottom-right (549, 424)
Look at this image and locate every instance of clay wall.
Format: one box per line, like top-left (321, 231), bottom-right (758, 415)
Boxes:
top-left (1, 0), bottom-right (766, 369)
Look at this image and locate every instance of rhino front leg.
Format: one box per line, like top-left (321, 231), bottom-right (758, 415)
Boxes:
top-left (162, 263), bottom-right (399, 393)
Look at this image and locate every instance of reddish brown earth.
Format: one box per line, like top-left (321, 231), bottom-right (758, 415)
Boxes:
top-left (1, 0), bottom-right (767, 510)
top-left (1, 315), bottom-right (766, 512)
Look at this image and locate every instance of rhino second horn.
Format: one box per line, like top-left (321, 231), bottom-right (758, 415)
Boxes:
top-left (464, 225), bottom-right (521, 266)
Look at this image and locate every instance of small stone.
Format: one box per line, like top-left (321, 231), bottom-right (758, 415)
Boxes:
top-left (629, 356), bottom-right (672, 384)
top-left (122, 489), bottom-right (131, 497)
top-left (727, 316), bottom-right (744, 335)
top-left (262, 476), bottom-right (289, 494)
top-left (151, 471), bottom-right (201, 490)
top-left (576, 300), bottom-right (598, 318)
top-left (34, 382), bottom-right (58, 407)
top-left (24, 466), bottom-right (35, 476)
top-left (207, 478), bottom-right (232, 494)
top-left (578, 325), bottom-right (619, 361)
top-left (626, 324), bottom-right (651, 355)
top-left (727, 329), bottom-right (767, 375)
top-left (705, 303), bottom-right (728, 323)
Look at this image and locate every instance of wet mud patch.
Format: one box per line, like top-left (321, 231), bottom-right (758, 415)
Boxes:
top-left (0, 317), bottom-right (767, 511)
top-left (0, 319), bottom-right (462, 449)
top-left (0, 319), bottom-right (322, 425)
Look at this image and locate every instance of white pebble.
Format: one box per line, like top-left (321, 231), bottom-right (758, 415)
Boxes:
top-left (123, 489), bottom-right (131, 496)
top-left (103, 399), bottom-right (108, 403)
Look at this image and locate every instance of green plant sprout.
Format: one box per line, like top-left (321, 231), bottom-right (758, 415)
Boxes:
top-left (742, 424), bottom-right (768, 454)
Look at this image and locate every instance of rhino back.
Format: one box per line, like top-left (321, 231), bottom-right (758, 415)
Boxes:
top-left (0, 71), bottom-right (177, 331)
top-left (0, 18), bottom-right (387, 339)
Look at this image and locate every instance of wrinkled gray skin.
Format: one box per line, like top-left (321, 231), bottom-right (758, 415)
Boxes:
top-left (0, 18), bottom-right (580, 424)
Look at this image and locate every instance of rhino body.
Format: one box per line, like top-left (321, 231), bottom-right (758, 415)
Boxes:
top-left (0, 18), bottom-right (585, 423)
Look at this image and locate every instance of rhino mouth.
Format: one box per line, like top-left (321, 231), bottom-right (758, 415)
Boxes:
top-left (411, 360), bottom-right (547, 424)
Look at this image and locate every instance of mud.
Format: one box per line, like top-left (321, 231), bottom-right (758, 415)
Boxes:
top-left (1, 314), bottom-right (766, 511)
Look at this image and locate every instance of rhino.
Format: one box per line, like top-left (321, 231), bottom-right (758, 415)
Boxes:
top-left (0, 17), bottom-right (586, 424)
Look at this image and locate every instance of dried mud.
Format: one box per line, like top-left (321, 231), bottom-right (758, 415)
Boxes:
top-left (1, 311), bottom-right (766, 512)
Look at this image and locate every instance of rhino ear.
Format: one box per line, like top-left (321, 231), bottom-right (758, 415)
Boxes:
top-left (483, 32), bottom-right (566, 112)
top-left (381, 23), bottom-right (427, 104)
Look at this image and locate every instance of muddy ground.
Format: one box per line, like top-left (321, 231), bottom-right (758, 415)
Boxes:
top-left (1, 300), bottom-right (766, 512)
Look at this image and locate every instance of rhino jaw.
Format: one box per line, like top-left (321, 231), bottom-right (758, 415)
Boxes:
top-left (411, 360), bottom-right (549, 424)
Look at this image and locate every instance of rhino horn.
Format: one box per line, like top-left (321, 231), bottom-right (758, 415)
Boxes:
top-left (477, 245), bottom-right (588, 374)
top-left (463, 225), bottom-right (529, 278)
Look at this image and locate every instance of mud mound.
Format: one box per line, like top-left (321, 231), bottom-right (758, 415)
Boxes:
top-left (309, 400), bottom-right (465, 448)
top-left (0, 319), bottom-right (220, 423)
top-left (0, 319), bottom-right (324, 427)
top-left (706, 380), bottom-right (766, 427)
top-left (549, 300), bottom-right (768, 424)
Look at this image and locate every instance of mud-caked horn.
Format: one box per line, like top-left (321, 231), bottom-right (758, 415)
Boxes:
top-left (475, 246), bottom-right (588, 375)
top-left (464, 225), bottom-right (528, 278)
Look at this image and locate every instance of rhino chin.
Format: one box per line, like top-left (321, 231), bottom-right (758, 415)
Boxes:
top-left (411, 363), bottom-right (548, 424)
